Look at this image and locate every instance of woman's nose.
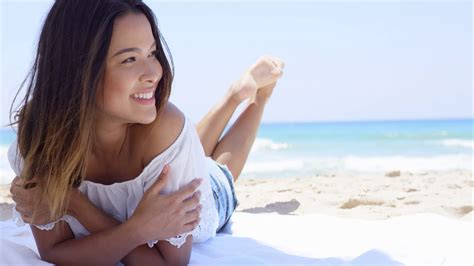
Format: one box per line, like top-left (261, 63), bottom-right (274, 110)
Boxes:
top-left (139, 61), bottom-right (162, 84)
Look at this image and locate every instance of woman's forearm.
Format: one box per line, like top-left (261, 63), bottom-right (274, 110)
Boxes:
top-left (68, 190), bottom-right (167, 265)
top-left (38, 218), bottom-right (142, 265)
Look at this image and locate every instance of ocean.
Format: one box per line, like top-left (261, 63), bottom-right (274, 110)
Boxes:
top-left (1, 119), bottom-right (472, 184)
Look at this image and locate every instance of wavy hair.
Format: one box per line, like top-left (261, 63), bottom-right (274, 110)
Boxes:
top-left (9, 0), bottom-right (174, 221)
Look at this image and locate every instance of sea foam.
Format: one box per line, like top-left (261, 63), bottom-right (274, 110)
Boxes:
top-left (437, 139), bottom-right (474, 149)
top-left (342, 154), bottom-right (473, 173)
top-left (251, 138), bottom-right (290, 153)
top-left (241, 154), bottom-right (473, 178)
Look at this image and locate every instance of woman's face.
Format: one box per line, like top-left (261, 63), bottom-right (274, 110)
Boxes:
top-left (96, 12), bottom-right (163, 125)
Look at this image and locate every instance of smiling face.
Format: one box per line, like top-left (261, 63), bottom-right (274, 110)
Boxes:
top-left (96, 12), bottom-right (163, 125)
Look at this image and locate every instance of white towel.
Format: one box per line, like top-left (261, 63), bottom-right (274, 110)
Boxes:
top-left (0, 212), bottom-right (472, 265)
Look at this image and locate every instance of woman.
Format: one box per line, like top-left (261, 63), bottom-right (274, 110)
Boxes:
top-left (9, 0), bottom-right (284, 265)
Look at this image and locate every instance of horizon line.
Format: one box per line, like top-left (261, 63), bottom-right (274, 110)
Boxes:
top-left (1, 116), bottom-right (472, 130)
top-left (259, 117), bottom-right (474, 125)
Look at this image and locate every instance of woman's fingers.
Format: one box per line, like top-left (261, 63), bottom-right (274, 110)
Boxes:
top-left (21, 213), bottom-right (31, 223)
top-left (11, 176), bottom-right (22, 186)
top-left (10, 176), bottom-right (40, 200)
top-left (183, 206), bottom-right (201, 225)
top-left (10, 177), bottom-right (24, 195)
top-left (182, 217), bottom-right (201, 232)
top-left (11, 182), bottom-right (37, 204)
top-left (11, 187), bottom-right (29, 201)
top-left (23, 182), bottom-right (37, 189)
top-left (14, 176), bottom-right (39, 190)
top-left (149, 165), bottom-right (170, 194)
top-left (15, 204), bottom-right (31, 215)
top-left (12, 197), bottom-right (31, 213)
top-left (11, 177), bottom-right (55, 225)
top-left (175, 178), bottom-right (202, 202)
top-left (182, 191), bottom-right (201, 213)
top-left (10, 177), bottom-right (42, 224)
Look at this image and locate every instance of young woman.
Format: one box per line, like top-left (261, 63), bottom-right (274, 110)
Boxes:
top-left (8, 0), bottom-right (284, 265)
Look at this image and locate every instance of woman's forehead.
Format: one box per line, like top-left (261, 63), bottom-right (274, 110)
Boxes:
top-left (108, 13), bottom-right (155, 54)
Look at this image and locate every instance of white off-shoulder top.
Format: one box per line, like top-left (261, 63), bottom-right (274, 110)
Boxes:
top-left (8, 115), bottom-right (219, 248)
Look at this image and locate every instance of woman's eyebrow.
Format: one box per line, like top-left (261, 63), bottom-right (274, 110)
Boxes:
top-left (112, 41), bottom-right (156, 57)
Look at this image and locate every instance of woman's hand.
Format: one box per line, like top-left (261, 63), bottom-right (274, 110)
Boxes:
top-left (10, 176), bottom-right (50, 224)
top-left (128, 165), bottom-right (203, 244)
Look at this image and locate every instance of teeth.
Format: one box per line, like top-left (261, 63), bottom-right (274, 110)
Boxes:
top-left (132, 92), bottom-right (153, 100)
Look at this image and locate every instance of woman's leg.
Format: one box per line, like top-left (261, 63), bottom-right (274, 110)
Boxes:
top-left (196, 74), bottom-right (258, 156)
top-left (211, 82), bottom-right (276, 182)
top-left (195, 90), bottom-right (241, 157)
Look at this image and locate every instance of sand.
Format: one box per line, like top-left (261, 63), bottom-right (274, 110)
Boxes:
top-left (234, 170), bottom-right (473, 221)
top-left (1, 169), bottom-right (472, 221)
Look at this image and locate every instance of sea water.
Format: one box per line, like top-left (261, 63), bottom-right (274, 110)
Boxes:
top-left (245, 119), bottom-right (473, 179)
top-left (0, 119), bottom-right (472, 183)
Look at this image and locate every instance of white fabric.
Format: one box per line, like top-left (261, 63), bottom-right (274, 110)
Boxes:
top-left (7, 115), bottom-right (219, 248)
top-left (0, 212), bottom-right (472, 265)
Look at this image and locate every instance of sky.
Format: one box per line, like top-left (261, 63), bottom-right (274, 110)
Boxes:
top-left (0, 0), bottom-right (472, 126)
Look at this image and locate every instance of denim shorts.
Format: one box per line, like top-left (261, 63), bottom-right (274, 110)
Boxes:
top-left (207, 158), bottom-right (239, 232)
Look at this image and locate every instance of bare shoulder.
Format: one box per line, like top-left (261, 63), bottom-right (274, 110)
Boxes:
top-left (140, 101), bottom-right (185, 166)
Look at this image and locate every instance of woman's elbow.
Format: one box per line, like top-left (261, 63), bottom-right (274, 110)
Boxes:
top-left (158, 236), bottom-right (193, 266)
top-left (164, 255), bottom-right (190, 266)
top-left (37, 246), bottom-right (56, 264)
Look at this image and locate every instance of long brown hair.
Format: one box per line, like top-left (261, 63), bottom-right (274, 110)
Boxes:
top-left (10, 0), bottom-right (174, 221)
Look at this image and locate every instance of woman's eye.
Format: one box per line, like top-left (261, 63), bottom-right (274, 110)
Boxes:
top-left (121, 51), bottom-right (156, 64)
top-left (148, 50), bottom-right (157, 58)
top-left (122, 57), bottom-right (136, 64)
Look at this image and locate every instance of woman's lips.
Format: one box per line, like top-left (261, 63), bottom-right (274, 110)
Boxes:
top-left (130, 94), bottom-right (155, 105)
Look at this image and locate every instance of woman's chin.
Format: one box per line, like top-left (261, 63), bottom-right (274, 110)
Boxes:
top-left (139, 118), bottom-right (156, 125)
top-left (135, 113), bottom-right (157, 125)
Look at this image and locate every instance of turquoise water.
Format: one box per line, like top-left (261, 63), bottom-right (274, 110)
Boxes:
top-left (256, 119), bottom-right (472, 157)
top-left (1, 119), bottom-right (472, 183)
top-left (245, 119), bottom-right (473, 178)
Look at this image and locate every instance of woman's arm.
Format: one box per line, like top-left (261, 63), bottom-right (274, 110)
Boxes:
top-left (68, 171), bottom-right (200, 265)
top-left (12, 168), bottom-right (202, 265)
top-left (12, 179), bottom-right (144, 265)
top-left (68, 189), bottom-right (167, 265)
top-left (31, 217), bottom-right (144, 265)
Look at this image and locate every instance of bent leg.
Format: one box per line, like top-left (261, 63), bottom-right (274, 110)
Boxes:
top-left (211, 83), bottom-right (275, 182)
top-left (195, 89), bottom-right (241, 157)
top-left (196, 72), bottom-right (259, 156)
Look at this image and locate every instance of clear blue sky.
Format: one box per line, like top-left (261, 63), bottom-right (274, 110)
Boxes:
top-left (1, 0), bottom-right (472, 126)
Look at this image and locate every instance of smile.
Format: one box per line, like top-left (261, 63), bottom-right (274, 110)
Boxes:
top-left (131, 92), bottom-right (154, 99)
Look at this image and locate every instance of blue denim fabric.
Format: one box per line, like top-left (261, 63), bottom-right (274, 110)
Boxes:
top-left (207, 158), bottom-right (239, 232)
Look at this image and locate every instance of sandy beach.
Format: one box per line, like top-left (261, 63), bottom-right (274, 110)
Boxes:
top-left (234, 170), bottom-right (473, 220)
top-left (1, 169), bottom-right (472, 221)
